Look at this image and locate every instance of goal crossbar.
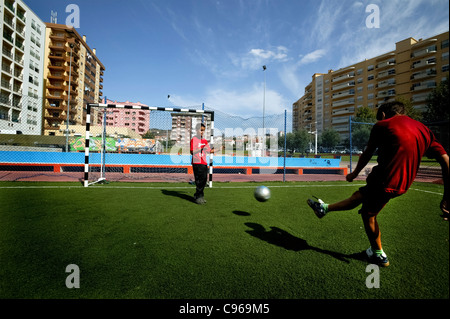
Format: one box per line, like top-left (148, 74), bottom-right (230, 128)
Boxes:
top-left (83, 103), bottom-right (215, 187)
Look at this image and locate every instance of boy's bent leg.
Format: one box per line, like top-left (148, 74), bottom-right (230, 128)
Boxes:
top-left (307, 190), bottom-right (364, 218)
top-left (328, 190), bottom-right (364, 212)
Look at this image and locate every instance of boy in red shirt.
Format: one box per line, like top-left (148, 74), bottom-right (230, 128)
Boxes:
top-left (190, 123), bottom-right (214, 204)
top-left (308, 101), bottom-right (449, 267)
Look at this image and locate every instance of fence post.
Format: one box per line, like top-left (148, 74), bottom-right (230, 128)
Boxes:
top-left (349, 116), bottom-right (352, 173)
top-left (283, 110), bottom-right (287, 182)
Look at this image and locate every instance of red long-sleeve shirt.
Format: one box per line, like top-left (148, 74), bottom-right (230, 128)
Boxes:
top-left (367, 115), bottom-right (447, 194)
top-left (190, 136), bottom-right (211, 165)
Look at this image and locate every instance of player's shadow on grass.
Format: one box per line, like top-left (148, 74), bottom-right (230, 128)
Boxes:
top-left (161, 189), bottom-right (195, 203)
top-left (245, 223), bottom-right (367, 264)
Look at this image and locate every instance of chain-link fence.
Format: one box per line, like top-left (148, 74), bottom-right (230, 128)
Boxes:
top-left (0, 102), bottom-right (347, 184)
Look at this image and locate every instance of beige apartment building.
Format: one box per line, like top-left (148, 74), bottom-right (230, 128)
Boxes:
top-left (293, 31), bottom-right (449, 139)
top-left (42, 23), bottom-right (105, 136)
top-left (0, 0), bottom-right (46, 135)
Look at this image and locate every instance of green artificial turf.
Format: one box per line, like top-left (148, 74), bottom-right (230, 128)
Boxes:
top-left (0, 181), bottom-right (448, 299)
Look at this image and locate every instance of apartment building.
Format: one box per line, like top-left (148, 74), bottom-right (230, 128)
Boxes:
top-left (293, 31), bottom-right (449, 139)
top-left (43, 23), bottom-right (105, 136)
top-left (100, 98), bottom-right (150, 137)
top-left (0, 0), bottom-right (45, 134)
top-left (171, 113), bottom-right (211, 146)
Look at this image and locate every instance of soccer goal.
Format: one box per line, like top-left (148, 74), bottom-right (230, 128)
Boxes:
top-left (83, 103), bottom-right (215, 187)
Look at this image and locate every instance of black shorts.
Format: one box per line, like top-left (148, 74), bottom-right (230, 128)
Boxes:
top-left (358, 184), bottom-right (399, 217)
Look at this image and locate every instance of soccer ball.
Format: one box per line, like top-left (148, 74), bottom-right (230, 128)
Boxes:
top-left (254, 186), bottom-right (271, 202)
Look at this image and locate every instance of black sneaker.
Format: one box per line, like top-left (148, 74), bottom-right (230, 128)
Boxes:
top-left (366, 247), bottom-right (390, 267)
top-left (195, 197), bottom-right (206, 205)
top-left (307, 197), bottom-right (327, 219)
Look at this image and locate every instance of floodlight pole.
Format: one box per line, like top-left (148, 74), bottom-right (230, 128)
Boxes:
top-left (262, 65), bottom-right (266, 156)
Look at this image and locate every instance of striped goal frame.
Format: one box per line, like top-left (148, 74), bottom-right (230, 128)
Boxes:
top-left (83, 103), bottom-right (215, 187)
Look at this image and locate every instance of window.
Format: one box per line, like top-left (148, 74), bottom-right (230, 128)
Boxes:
top-left (368, 75), bottom-right (374, 81)
top-left (442, 39), bottom-right (449, 49)
top-left (368, 65), bottom-right (374, 71)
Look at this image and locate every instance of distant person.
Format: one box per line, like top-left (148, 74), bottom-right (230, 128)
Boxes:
top-left (190, 123), bottom-right (214, 204)
top-left (307, 101), bottom-right (449, 267)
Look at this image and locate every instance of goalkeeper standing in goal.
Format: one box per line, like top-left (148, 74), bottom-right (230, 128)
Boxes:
top-left (190, 123), bottom-right (214, 204)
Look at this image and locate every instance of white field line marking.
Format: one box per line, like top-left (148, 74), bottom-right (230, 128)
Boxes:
top-left (410, 188), bottom-right (443, 196)
top-left (0, 185), bottom-right (443, 195)
top-left (0, 184), bottom-right (364, 190)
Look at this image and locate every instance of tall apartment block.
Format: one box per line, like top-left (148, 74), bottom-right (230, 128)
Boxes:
top-left (293, 31), bottom-right (449, 139)
top-left (0, 0), bottom-right (45, 134)
top-left (100, 98), bottom-right (150, 137)
top-left (43, 23), bottom-right (105, 136)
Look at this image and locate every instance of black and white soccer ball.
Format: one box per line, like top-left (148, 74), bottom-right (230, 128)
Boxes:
top-left (254, 186), bottom-right (271, 202)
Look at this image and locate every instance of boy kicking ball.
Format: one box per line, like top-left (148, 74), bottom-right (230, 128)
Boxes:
top-left (307, 101), bottom-right (449, 267)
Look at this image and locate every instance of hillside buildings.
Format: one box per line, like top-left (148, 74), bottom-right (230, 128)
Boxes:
top-left (293, 31), bottom-right (449, 139)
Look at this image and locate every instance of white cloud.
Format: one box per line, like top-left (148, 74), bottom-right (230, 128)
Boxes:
top-left (298, 49), bottom-right (327, 66)
top-left (232, 46), bottom-right (290, 70)
top-left (169, 85), bottom-right (288, 119)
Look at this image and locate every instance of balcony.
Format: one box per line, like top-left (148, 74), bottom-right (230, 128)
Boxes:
top-left (411, 45), bottom-right (437, 59)
top-left (332, 72), bottom-right (355, 83)
top-left (410, 81), bottom-right (436, 92)
top-left (49, 52), bottom-right (65, 60)
top-left (411, 93), bottom-right (429, 103)
top-left (5, 1), bottom-right (14, 13)
top-left (412, 57), bottom-right (436, 69)
top-left (377, 89), bottom-right (396, 99)
top-left (50, 32), bottom-right (67, 41)
top-left (332, 98), bottom-right (354, 107)
top-left (48, 63), bottom-right (65, 71)
top-left (47, 83), bottom-right (67, 91)
top-left (376, 60), bottom-right (395, 69)
top-left (377, 68), bottom-right (396, 79)
top-left (48, 73), bottom-right (64, 80)
top-left (49, 42), bottom-right (66, 51)
top-left (332, 106), bottom-right (355, 117)
top-left (331, 81), bottom-right (355, 91)
top-left (377, 79), bottom-right (395, 89)
top-left (410, 69), bottom-right (436, 80)
top-left (332, 89), bottom-right (355, 99)
top-left (46, 92), bottom-right (64, 100)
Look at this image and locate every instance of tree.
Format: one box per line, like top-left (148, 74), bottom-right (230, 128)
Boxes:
top-left (142, 130), bottom-right (155, 139)
top-left (281, 129), bottom-right (309, 153)
top-left (320, 128), bottom-right (341, 150)
top-left (395, 96), bottom-right (422, 121)
top-left (351, 106), bottom-right (376, 150)
top-left (423, 76), bottom-right (449, 123)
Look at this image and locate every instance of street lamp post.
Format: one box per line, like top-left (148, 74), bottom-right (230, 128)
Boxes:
top-left (308, 123), bottom-right (318, 155)
top-left (262, 65), bottom-right (266, 133)
top-left (65, 42), bottom-right (74, 152)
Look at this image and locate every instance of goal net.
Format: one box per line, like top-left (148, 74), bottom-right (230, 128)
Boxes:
top-left (83, 103), bottom-right (214, 187)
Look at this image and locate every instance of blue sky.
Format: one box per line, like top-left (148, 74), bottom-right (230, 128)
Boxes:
top-left (28, 0), bottom-right (449, 119)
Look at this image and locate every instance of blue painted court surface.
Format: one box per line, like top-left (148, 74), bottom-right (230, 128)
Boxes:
top-left (0, 151), bottom-right (340, 168)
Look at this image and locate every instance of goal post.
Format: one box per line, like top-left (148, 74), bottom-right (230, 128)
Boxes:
top-left (83, 103), bottom-right (215, 187)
